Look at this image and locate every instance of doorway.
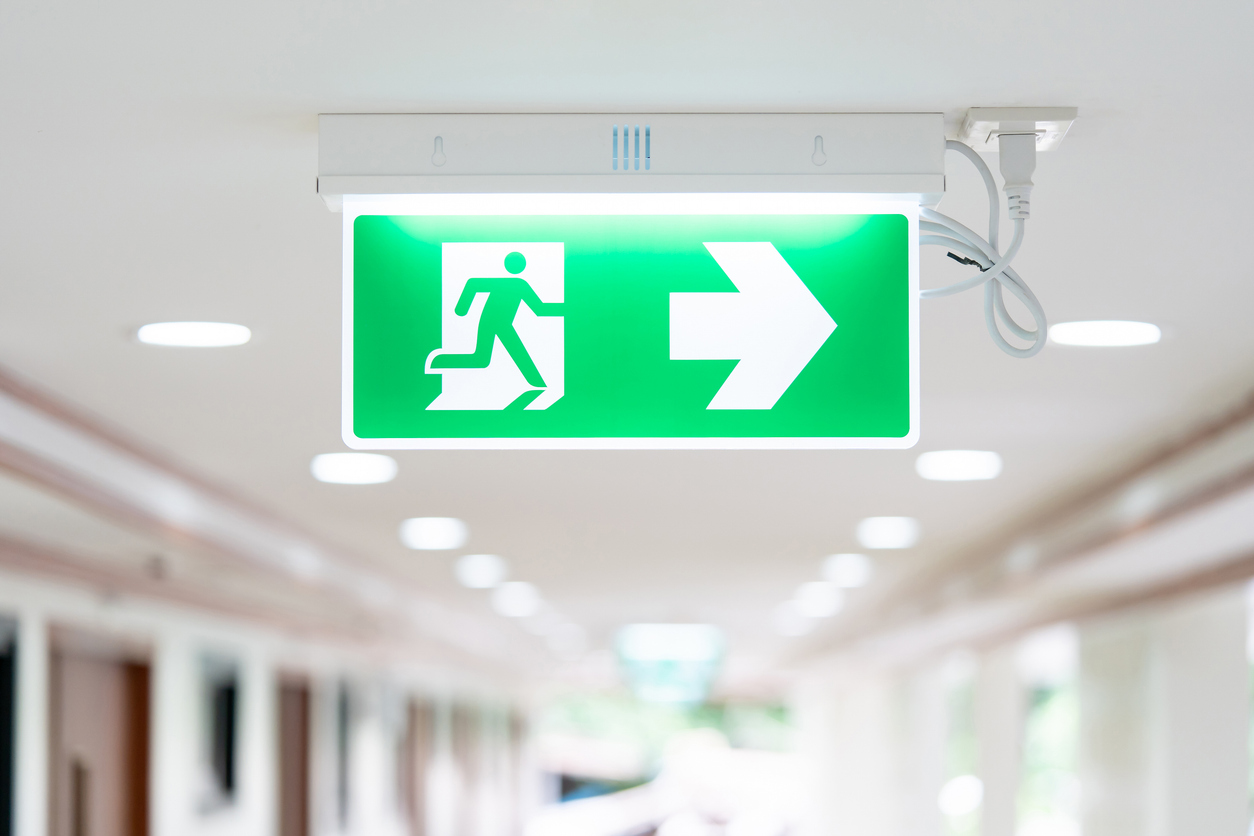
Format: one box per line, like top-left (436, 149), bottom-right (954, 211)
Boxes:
top-left (277, 677), bottom-right (310, 836)
top-left (0, 617), bottom-right (16, 836)
top-left (401, 699), bottom-right (433, 836)
top-left (48, 631), bottom-right (150, 836)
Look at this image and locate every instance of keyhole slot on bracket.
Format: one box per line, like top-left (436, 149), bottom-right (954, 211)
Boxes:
top-left (432, 136), bottom-right (447, 167)
top-left (812, 136), bottom-right (827, 166)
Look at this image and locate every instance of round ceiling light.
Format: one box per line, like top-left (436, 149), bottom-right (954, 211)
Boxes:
top-left (136, 321), bottom-right (251, 347)
top-left (491, 581), bottom-right (542, 618)
top-left (454, 553), bottom-right (509, 589)
top-left (916, 450), bottom-right (1003, 482)
top-left (398, 517), bottom-right (468, 550)
top-left (310, 453), bottom-right (397, 485)
top-left (856, 516), bottom-right (919, 549)
top-left (822, 553), bottom-right (873, 588)
top-left (1048, 320), bottom-right (1161, 347)
top-left (793, 581), bottom-right (844, 618)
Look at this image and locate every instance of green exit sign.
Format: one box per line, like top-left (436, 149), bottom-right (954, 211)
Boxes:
top-left (343, 197), bottom-right (918, 449)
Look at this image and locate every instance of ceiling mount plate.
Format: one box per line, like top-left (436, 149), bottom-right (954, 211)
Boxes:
top-left (958, 107), bottom-right (1078, 152)
top-left (316, 113), bottom-right (947, 210)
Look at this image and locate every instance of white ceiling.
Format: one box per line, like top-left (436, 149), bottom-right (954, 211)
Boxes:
top-left (3, 0), bottom-right (1253, 684)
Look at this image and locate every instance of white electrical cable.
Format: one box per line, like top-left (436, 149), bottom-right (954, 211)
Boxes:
top-left (921, 139), bottom-right (1047, 358)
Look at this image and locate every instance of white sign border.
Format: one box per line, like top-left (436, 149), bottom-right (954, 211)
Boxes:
top-left (342, 193), bottom-right (919, 450)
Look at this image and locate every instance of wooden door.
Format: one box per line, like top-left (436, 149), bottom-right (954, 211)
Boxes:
top-left (400, 700), bottom-right (433, 836)
top-left (49, 647), bottom-right (149, 836)
top-left (277, 679), bottom-right (310, 836)
top-left (0, 619), bottom-right (15, 836)
top-left (451, 704), bottom-right (479, 836)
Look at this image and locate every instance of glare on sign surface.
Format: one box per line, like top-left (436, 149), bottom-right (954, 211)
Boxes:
top-left (137, 321), bottom-right (251, 347)
top-left (398, 517), bottom-right (468, 550)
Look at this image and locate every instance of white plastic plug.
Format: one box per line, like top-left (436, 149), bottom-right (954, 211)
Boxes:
top-left (998, 131), bottom-right (1037, 220)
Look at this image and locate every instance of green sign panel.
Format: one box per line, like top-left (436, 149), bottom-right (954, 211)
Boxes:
top-left (345, 212), bottom-right (917, 449)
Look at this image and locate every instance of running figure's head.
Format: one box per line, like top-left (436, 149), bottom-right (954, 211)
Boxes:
top-left (503, 251), bottom-right (526, 275)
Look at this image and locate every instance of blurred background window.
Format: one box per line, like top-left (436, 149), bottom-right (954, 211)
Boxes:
top-left (534, 693), bottom-right (792, 803)
top-left (199, 656), bottom-right (239, 812)
top-left (941, 655), bottom-right (981, 836)
top-left (1015, 626), bottom-right (1080, 836)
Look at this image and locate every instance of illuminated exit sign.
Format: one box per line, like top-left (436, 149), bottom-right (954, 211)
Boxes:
top-left (343, 195), bottom-right (918, 449)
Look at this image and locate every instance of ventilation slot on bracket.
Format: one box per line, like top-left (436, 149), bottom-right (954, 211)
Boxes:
top-left (612, 123), bottom-right (651, 172)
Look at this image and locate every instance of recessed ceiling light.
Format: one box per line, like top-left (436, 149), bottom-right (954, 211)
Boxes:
top-left (491, 581), bottom-right (542, 618)
top-left (398, 517), bottom-right (468, 550)
top-left (454, 554), bottom-right (508, 589)
top-left (1048, 320), bottom-right (1161, 347)
top-left (136, 321), bottom-right (251, 347)
top-left (310, 453), bottom-right (397, 485)
top-left (822, 553), bottom-right (873, 588)
top-left (773, 602), bottom-right (816, 637)
top-left (793, 581), bottom-right (844, 618)
top-left (617, 624), bottom-right (723, 662)
top-left (521, 607), bottom-right (564, 635)
top-left (856, 516), bottom-right (919, 549)
top-left (916, 450), bottom-right (1003, 482)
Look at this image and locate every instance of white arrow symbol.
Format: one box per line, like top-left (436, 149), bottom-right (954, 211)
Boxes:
top-left (670, 242), bottom-right (837, 410)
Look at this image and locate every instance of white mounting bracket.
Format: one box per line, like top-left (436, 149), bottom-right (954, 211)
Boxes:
top-left (957, 107), bottom-right (1078, 153)
top-left (316, 113), bottom-right (947, 211)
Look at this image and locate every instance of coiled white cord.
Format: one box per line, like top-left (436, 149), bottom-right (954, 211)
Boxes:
top-left (921, 139), bottom-right (1047, 358)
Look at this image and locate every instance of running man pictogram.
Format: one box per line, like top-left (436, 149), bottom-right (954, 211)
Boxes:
top-left (427, 251), bottom-right (564, 388)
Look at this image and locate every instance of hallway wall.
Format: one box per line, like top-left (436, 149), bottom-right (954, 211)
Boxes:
top-left (0, 569), bottom-right (531, 836)
top-left (793, 584), bottom-right (1253, 836)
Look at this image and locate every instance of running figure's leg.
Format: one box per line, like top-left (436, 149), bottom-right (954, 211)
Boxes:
top-left (429, 311), bottom-right (498, 369)
top-left (497, 326), bottom-right (546, 387)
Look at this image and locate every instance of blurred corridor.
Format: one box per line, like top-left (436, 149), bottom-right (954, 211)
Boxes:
top-left (2, 352), bottom-right (1254, 836)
